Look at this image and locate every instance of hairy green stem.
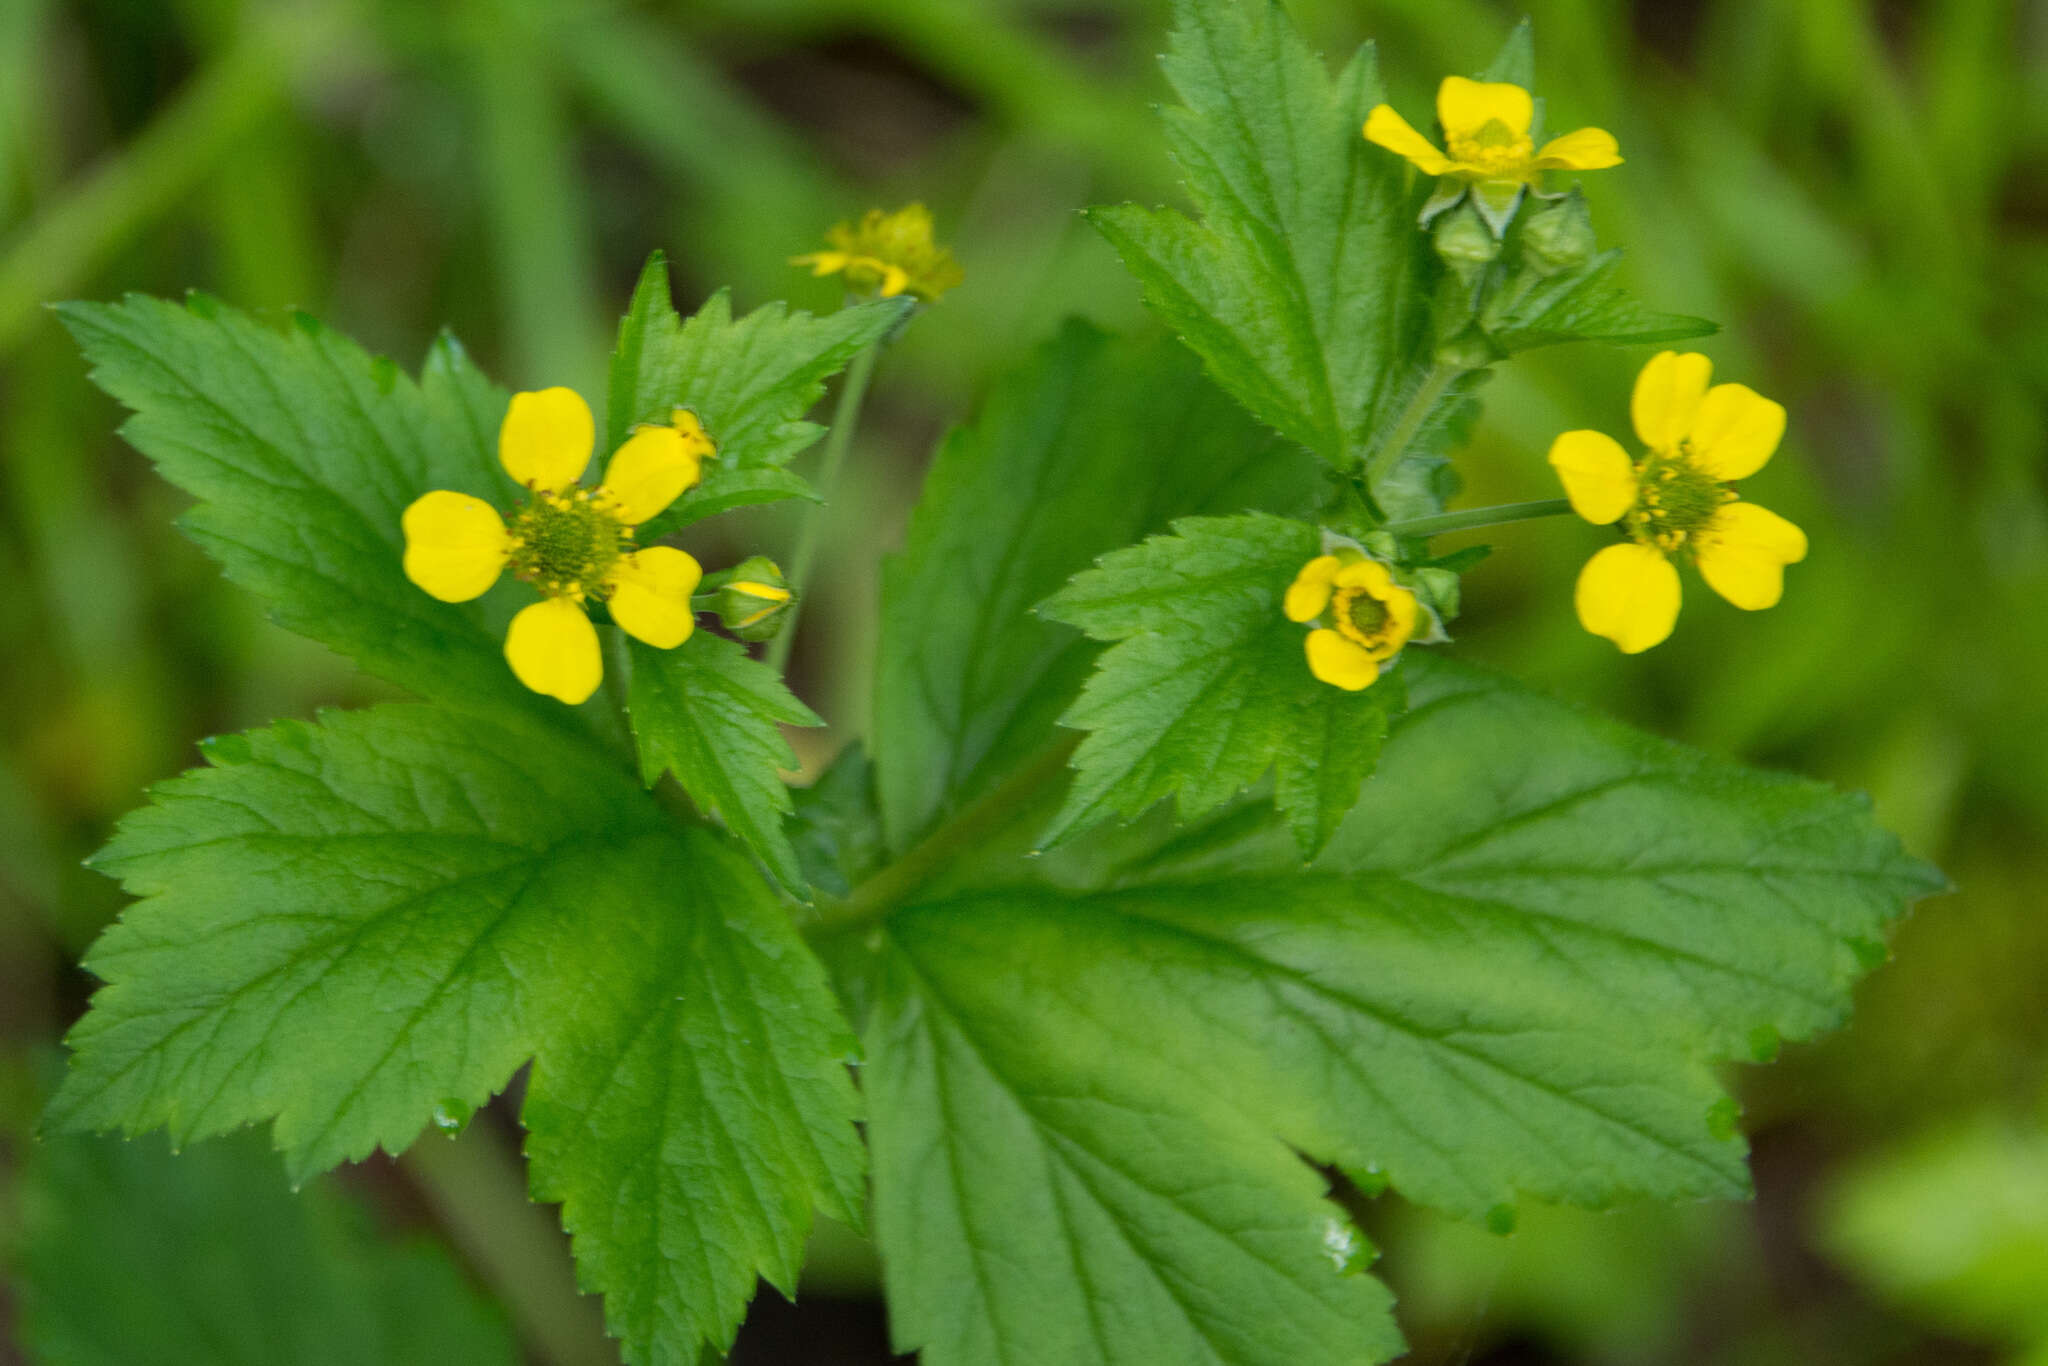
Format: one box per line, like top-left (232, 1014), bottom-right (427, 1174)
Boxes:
top-left (1361, 363), bottom-right (1461, 493)
top-left (807, 734), bottom-right (1081, 940)
top-left (1382, 498), bottom-right (1573, 539)
top-left (766, 341), bottom-right (878, 676)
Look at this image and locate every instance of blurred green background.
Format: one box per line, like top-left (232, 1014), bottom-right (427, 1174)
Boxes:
top-left (1, 0), bottom-right (2043, 1362)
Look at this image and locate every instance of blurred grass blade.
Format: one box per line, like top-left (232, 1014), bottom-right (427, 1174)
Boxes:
top-left (0, 24), bottom-right (294, 354)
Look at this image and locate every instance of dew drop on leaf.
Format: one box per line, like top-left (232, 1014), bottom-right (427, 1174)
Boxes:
top-left (430, 1098), bottom-right (473, 1137)
top-left (1320, 1217), bottom-right (1371, 1275)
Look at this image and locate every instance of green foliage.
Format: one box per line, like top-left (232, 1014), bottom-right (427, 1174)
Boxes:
top-left (19, 1127), bottom-right (518, 1366)
top-left (1087, 0), bottom-right (1422, 473)
top-left (859, 655), bottom-right (1938, 1365)
top-left (1484, 249), bottom-right (1718, 354)
top-left (58, 295), bottom-right (545, 724)
top-left (871, 320), bottom-right (1319, 854)
top-left (607, 252), bottom-right (909, 533)
top-left (1821, 1113), bottom-right (2048, 1350)
top-left (629, 630), bottom-right (820, 894)
top-left (1040, 513), bottom-right (1399, 856)
top-left (46, 705), bottom-right (862, 1364)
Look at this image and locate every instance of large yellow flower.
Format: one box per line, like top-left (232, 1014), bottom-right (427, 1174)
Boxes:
top-left (1364, 76), bottom-right (1620, 222)
top-left (401, 388), bottom-right (714, 704)
top-left (1284, 552), bottom-right (1420, 691)
top-left (1549, 351), bottom-right (1807, 654)
top-left (792, 203), bottom-right (963, 302)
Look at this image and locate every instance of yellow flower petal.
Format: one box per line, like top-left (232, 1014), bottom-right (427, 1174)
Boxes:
top-left (1694, 502), bottom-right (1807, 610)
top-left (1548, 429), bottom-right (1639, 525)
top-left (1363, 104), bottom-right (1454, 176)
top-left (1284, 555), bottom-right (1342, 622)
top-left (1333, 558), bottom-right (1394, 592)
top-left (793, 250), bottom-right (850, 276)
top-left (504, 596), bottom-right (602, 705)
top-left (1382, 584), bottom-right (1420, 645)
top-left (1437, 76), bottom-right (1533, 141)
top-left (879, 264), bottom-right (910, 298)
top-left (401, 490), bottom-right (510, 602)
top-left (1533, 126), bottom-right (1623, 170)
top-left (1575, 542), bottom-right (1681, 654)
top-left (599, 426), bottom-right (702, 526)
top-left (1305, 628), bottom-right (1383, 691)
top-left (605, 546), bottom-right (702, 650)
top-left (1685, 383), bottom-right (1786, 482)
top-left (500, 387), bottom-right (594, 493)
top-left (1631, 351), bottom-right (1713, 452)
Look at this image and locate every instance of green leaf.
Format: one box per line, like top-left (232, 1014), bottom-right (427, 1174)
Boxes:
top-left (1489, 249), bottom-right (1718, 353)
top-left (1820, 1113), bottom-right (2048, 1346)
top-left (865, 655), bottom-right (1940, 1366)
top-left (872, 320), bottom-right (1319, 853)
top-left (19, 1127), bottom-right (519, 1366)
top-left (1040, 513), bottom-right (1400, 857)
top-left (1480, 18), bottom-right (1535, 87)
top-left (868, 929), bottom-right (1402, 1366)
top-left (1086, 0), bottom-right (1424, 471)
top-left (50, 704), bottom-right (862, 1364)
top-left (606, 252), bottom-right (908, 532)
top-left (789, 743), bottom-right (887, 899)
top-left (58, 296), bottom-right (548, 724)
top-left (628, 630), bottom-right (821, 894)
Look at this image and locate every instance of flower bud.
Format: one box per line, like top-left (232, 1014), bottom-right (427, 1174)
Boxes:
top-left (704, 556), bottom-right (795, 642)
top-left (1517, 191), bottom-right (1597, 276)
top-left (1431, 204), bottom-right (1500, 284)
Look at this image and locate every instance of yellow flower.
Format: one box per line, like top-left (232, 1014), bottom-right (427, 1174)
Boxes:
top-left (792, 203), bottom-right (963, 302)
top-left (1364, 76), bottom-right (1620, 225)
top-left (1284, 552), bottom-right (1420, 691)
top-left (1548, 351), bottom-right (1807, 654)
top-left (401, 388), bottom-right (715, 704)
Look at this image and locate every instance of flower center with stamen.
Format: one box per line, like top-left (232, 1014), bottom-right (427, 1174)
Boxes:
top-left (505, 489), bottom-right (630, 601)
top-left (1447, 118), bottom-right (1533, 175)
top-left (1623, 450), bottom-right (1738, 554)
top-left (1334, 586), bottom-right (1393, 648)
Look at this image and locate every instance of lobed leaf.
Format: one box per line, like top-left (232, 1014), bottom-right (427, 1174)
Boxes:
top-left (628, 631), bottom-right (821, 895)
top-left (865, 655), bottom-right (1942, 1366)
top-left (50, 705), bottom-right (861, 1365)
top-left (57, 296), bottom-right (546, 724)
top-left (1086, 0), bottom-right (1426, 473)
top-left (871, 320), bottom-right (1319, 854)
top-left (1040, 512), bottom-right (1399, 857)
top-left (606, 252), bottom-right (908, 532)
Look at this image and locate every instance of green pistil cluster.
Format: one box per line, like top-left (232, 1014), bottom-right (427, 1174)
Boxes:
top-left (1623, 451), bottom-right (1736, 554)
top-left (1335, 587), bottom-right (1391, 646)
top-left (505, 489), bottom-right (630, 601)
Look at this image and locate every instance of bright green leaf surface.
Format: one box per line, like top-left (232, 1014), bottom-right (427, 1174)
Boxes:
top-left (20, 1126), bottom-right (518, 1366)
top-left (1040, 512), bottom-right (1398, 856)
top-left (606, 252), bottom-right (908, 532)
top-left (58, 296), bottom-right (547, 723)
top-left (49, 704), bottom-right (861, 1365)
top-left (1488, 250), bottom-right (1716, 354)
top-left (1086, 0), bottom-right (1424, 470)
top-left (868, 928), bottom-right (1403, 1366)
top-left (865, 655), bottom-right (1938, 1365)
top-left (628, 630), bottom-right (821, 894)
top-left (871, 320), bottom-right (1318, 854)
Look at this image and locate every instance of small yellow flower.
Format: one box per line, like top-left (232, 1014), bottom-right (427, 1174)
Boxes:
top-left (1549, 351), bottom-right (1808, 654)
top-left (1364, 76), bottom-right (1620, 224)
top-left (401, 389), bottom-right (716, 704)
top-left (1284, 552), bottom-right (1420, 691)
top-left (792, 203), bottom-right (963, 302)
